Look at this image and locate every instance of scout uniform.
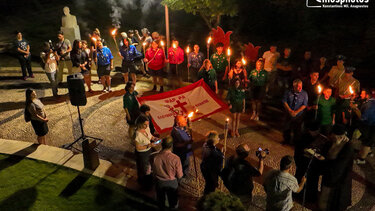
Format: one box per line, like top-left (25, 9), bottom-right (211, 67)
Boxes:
top-left (210, 52), bottom-right (228, 85)
top-left (226, 87), bottom-right (245, 113)
top-left (198, 68), bottom-right (217, 92)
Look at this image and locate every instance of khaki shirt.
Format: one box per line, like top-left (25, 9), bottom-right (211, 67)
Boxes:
top-left (328, 65), bottom-right (345, 88)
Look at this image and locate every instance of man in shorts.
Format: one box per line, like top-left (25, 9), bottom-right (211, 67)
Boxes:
top-left (95, 40), bottom-right (113, 92)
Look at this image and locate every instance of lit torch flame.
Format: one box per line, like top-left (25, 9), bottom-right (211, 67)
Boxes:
top-left (142, 42), bottom-right (146, 46)
top-left (186, 46), bottom-right (190, 54)
top-left (173, 43), bottom-right (176, 49)
top-left (91, 37), bottom-right (97, 42)
top-left (188, 112), bottom-right (194, 118)
top-left (226, 118), bottom-right (229, 123)
top-left (160, 40), bottom-right (164, 47)
top-left (227, 48), bottom-right (231, 56)
top-left (207, 36), bottom-right (212, 44)
top-left (242, 57), bottom-right (246, 65)
top-left (349, 85), bottom-right (354, 95)
top-left (111, 28), bottom-right (117, 36)
top-left (318, 85), bottom-right (322, 94)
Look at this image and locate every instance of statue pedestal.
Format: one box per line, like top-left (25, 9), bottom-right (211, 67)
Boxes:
top-left (60, 26), bottom-right (81, 43)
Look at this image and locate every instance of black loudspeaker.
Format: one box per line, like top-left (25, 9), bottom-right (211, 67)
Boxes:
top-left (82, 139), bottom-right (99, 170)
top-left (67, 73), bottom-right (87, 106)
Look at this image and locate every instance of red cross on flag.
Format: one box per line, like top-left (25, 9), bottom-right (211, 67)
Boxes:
top-left (137, 79), bottom-right (228, 133)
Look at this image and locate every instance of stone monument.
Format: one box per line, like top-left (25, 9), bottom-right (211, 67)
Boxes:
top-left (60, 6), bottom-right (81, 42)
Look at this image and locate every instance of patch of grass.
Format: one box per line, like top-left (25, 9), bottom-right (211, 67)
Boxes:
top-left (0, 154), bottom-right (158, 210)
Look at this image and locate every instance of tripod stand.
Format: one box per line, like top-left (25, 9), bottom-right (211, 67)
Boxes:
top-left (64, 106), bottom-right (103, 151)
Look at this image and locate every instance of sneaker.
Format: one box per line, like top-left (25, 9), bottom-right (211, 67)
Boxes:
top-left (159, 86), bottom-right (164, 92)
top-left (354, 158), bottom-right (366, 165)
top-left (254, 115), bottom-right (259, 121)
top-left (22, 76), bottom-right (27, 80)
top-left (30, 74), bottom-right (35, 78)
top-left (107, 87), bottom-right (112, 92)
top-left (152, 85), bottom-right (157, 91)
top-left (143, 73), bottom-right (151, 78)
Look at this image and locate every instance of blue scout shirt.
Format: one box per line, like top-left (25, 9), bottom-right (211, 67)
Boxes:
top-left (361, 98), bottom-right (375, 126)
top-left (96, 46), bottom-right (113, 66)
top-left (120, 45), bottom-right (137, 62)
top-left (282, 89), bottom-right (308, 116)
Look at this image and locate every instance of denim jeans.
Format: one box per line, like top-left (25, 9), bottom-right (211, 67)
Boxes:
top-left (45, 71), bottom-right (58, 96)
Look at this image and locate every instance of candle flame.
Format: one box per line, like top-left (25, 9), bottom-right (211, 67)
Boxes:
top-left (207, 36), bottom-right (212, 44)
top-left (186, 46), bottom-right (190, 53)
top-left (242, 57), bottom-right (246, 65)
top-left (349, 85), bottom-right (354, 94)
top-left (227, 48), bottom-right (231, 56)
top-left (318, 85), bottom-right (322, 93)
top-left (160, 41), bottom-right (164, 46)
top-left (188, 112), bottom-right (194, 118)
top-left (111, 28), bottom-right (117, 36)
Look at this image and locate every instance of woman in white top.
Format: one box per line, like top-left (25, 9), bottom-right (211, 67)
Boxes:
top-left (134, 115), bottom-right (159, 188)
top-left (40, 42), bottom-right (59, 97)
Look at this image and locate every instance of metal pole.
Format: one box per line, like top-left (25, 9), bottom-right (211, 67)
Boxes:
top-left (188, 117), bottom-right (201, 197)
top-left (165, 5), bottom-right (170, 72)
top-left (314, 95), bottom-right (321, 120)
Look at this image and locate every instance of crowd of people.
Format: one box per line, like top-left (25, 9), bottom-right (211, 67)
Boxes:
top-left (18, 26), bottom-right (375, 211)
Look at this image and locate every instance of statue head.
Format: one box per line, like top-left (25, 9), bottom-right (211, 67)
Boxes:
top-left (63, 6), bottom-right (70, 16)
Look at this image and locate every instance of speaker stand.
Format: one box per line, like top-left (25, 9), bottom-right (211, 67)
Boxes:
top-left (64, 106), bottom-right (103, 151)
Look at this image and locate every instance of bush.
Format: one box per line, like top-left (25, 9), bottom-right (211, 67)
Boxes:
top-left (196, 191), bottom-right (245, 211)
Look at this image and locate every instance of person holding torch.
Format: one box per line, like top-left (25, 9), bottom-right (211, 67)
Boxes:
top-left (316, 86), bottom-right (336, 135)
top-left (168, 40), bottom-right (184, 88)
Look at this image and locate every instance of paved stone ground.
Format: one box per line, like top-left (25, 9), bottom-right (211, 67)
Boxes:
top-left (1, 66), bottom-right (374, 211)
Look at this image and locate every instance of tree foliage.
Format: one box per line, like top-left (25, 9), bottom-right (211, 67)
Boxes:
top-left (161, 0), bottom-right (238, 29)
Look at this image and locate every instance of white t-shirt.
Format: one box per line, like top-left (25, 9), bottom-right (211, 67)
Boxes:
top-left (135, 127), bottom-right (152, 152)
top-left (40, 52), bottom-right (57, 73)
top-left (263, 51), bottom-right (280, 72)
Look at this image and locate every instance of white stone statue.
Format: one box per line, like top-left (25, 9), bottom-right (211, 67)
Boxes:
top-left (60, 6), bottom-right (81, 41)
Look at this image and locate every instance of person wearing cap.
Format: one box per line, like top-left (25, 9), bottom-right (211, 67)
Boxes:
top-left (326, 55), bottom-right (345, 93)
top-left (263, 155), bottom-right (307, 211)
top-left (221, 144), bottom-right (265, 208)
top-left (318, 124), bottom-right (354, 211)
top-left (354, 89), bottom-right (375, 165)
top-left (282, 79), bottom-right (308, 145)
top-left (135, 28), bottom-right (152, 53)
top-left (152, 136), bottom-right (183, 210)
top-left (334, 66), bottom-right (360, 127)
top-left (55, 31), bottom-right (72, 84)
top-left (126, 30), bottom-right (150, 78)
top-left (316, 86), bottom-right (336, 135)
top-left (171, 115), bottom-right (192, 177)
top-left (248, 58), bottom-right (268, 121)
top-left (200, 131), bottom-right (224, 195)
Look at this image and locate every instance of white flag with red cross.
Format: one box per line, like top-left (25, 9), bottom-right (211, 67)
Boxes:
top-left (137, 79), bottom-right (228, 133)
